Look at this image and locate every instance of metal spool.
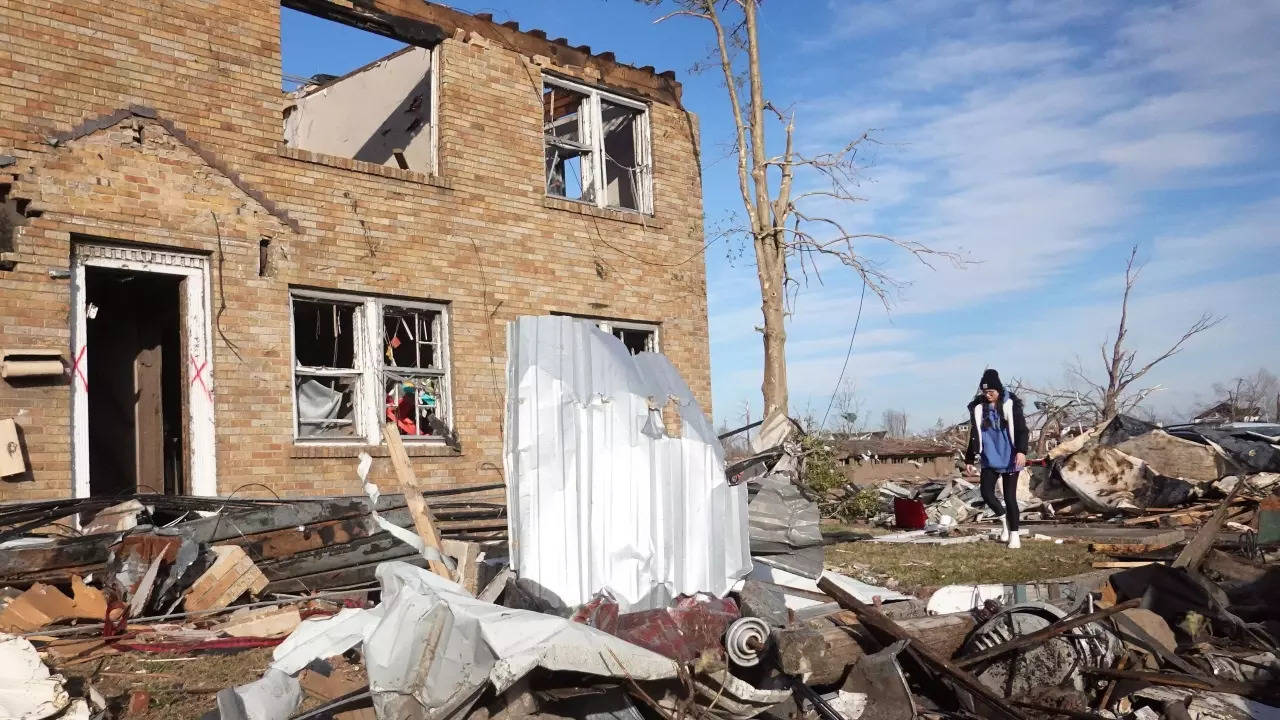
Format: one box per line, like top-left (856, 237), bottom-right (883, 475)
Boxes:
top-left (724, 616), bottom-right (770, 667)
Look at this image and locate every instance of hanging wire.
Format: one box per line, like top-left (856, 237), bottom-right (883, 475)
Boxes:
top-left (819, 280), bottom-right (868, 431)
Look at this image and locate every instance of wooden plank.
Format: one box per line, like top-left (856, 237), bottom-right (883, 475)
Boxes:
top-left (1093, 561), bottom-right (1158, 569)
top-left (955, 599), bottom-right (1139, 668)
top-left (185, 546), bottom-right (269, 612)
top-left (383, 423), bottom-right (451, 579)
top-left (262, 554), bottom-right (426, 595)
top-left (477, 566), bottom-right (513, 604)
top-left (1088, 542), bottom-right (1179, 555)
top-left (1173, 477), bottom-right (1244, 571)
top-left (817, 574), bottom-right (1028, 720)
top-left (441, 539), bottom-right (481, 594)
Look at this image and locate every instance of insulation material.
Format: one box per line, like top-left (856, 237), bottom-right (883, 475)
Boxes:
top-left (0, 633), bottom-right (89, 720)
top-left (226, 561), bottom-right (678, 720)
top-left (504, 316), bottom-right (751, 611)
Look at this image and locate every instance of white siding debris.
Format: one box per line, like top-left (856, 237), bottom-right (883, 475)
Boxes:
top-left (504, 316), bottom-right (752, 611)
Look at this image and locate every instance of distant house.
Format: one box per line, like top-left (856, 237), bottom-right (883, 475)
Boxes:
top-left (1193, 402), bottom-right (1262, 424)
top-left (834, 437), bottom-right (956, 486)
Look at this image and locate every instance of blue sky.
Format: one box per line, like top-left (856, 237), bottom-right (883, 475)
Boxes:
top-left (282, 1), bottom-right (1280, 431)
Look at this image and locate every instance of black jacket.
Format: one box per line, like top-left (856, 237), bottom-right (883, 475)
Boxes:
top-left (964, 392), bottom-right (1029, 465)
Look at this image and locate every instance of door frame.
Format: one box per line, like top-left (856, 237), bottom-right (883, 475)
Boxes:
top-left (70, 242), bottom-right (217, 497)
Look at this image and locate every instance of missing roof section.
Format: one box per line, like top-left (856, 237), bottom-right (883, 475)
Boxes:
top-left (283, 0), bottom-right (682, 107)
top-left (284, 49), bottom-right (435, 172)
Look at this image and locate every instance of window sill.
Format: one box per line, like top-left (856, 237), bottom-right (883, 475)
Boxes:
top-left (543, 197), bottom-right (664, 228)
top-left (279, 146), bottom-right (453, 189)
top-left (290, 442), bottom-right (461, 459)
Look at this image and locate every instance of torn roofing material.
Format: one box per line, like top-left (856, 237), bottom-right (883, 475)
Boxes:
top-left (504, 316), bottom-right (751, 611)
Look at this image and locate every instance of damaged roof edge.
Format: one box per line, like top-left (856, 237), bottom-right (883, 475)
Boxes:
top-left (282, 0), bottom-right (684, 107)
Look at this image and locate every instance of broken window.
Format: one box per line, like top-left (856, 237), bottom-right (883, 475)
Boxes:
top-left (280, 8), bottom-right (438, 173)
top-left (592, 319), bottom-right (659, 355)
top-left (544, 76), bottom-right (652, 213)
top-left (382, 305), bottom-right (447, 438)
top-left (291, 291), bottom-right (451, 443)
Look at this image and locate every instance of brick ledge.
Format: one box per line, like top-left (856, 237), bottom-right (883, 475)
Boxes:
top-left (291, 443), bottom-right (461, 459)
top-left (543, 197), bottom-right (664, 228)
top-left (278, 146), bottom-right (452, 189)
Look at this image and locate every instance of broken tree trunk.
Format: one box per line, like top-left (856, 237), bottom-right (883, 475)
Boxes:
top-left (817, 575), bottom-right (1029, 720)
top-left (383, 422), bottom-right (452, 579)
top-left (774, 611), bottom-right (976, 686)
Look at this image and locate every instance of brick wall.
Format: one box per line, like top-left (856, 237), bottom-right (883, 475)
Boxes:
top-left (0, 1), bottom-right (711, 500)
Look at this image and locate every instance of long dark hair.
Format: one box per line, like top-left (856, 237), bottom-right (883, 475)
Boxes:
top-left (980, 390), bottom-right (1004, 430)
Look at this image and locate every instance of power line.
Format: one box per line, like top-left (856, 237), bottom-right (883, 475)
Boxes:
top-left (820, 280), bottom-right (867, 431)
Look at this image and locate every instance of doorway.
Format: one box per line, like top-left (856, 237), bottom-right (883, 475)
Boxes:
top-left (85, 267), bottom-right (183, 495)
top-left (71, 242), bottom-right (216, 498)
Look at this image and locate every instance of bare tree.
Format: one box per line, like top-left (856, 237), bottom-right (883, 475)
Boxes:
top-left (829, 379), bottom-right (863, 435)
top-left (1059, 245), bottom-right (1221, 422)
top-left (1212, 368), bottom-right (1280, 421)
top-left (882, 409), bottom-right (908, 438)
top-left (640, 0), bottom-right (959, 420)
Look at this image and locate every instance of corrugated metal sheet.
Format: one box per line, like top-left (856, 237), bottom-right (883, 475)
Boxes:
top-left (504, 316), bottom-right (752, 611)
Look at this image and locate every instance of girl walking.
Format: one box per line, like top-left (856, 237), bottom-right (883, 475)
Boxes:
top-left (964, 369), bottom-right (1029, 548)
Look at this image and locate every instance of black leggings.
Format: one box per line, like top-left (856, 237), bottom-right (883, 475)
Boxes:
top-left (980, 467), bottom-right (1020, 531)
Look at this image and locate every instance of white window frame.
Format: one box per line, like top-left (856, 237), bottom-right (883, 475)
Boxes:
top-left (543, 75), bottom-right (653, 214)
top-left (289, 289), bottom-right (452, 445)
top-left (593, 318), bottom-right (660, 354)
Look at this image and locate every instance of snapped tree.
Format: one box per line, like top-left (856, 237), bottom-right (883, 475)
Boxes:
top-left (640, 0), bottom-right (956, 420)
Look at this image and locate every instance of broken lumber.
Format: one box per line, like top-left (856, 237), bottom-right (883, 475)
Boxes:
top-left (817, 574), bottom-right (1028, 720)
top-left (0, 577), bottom-right (106, 632)
top-left (955, 599), bottom-right (1139, 668)
top-left (384, 422), bottom-right (452, 579)
top-left (774, 611), bottom-right (975, 685)
top-left (213, 605), bottom-right (301, 638)
top-left (1093, 561), bottom-right (1158, 569)
top-left (184, 546), bottom-right (269, 612)
top-left (1173, 477), bottom-right (1244, 571)
top-left (440, 539), bottom-right (481, 594)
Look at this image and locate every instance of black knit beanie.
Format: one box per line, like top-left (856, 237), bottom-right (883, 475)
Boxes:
top-left (980, 368), bottom-right (1004, 393)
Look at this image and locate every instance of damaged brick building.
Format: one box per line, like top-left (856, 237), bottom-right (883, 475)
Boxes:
top-left (0, 1), bottom-right (712, 501)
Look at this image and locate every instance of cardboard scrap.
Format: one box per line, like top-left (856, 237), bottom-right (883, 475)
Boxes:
top-left (298, 656), bottom-right (376, 720)
top-left (0, 576), bottom-right (106, 632)
top-left (184, 546), bottom-right (268, 613)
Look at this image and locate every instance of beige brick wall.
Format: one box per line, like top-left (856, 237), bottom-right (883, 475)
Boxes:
top-left (0, 2), bottom-right (711, 500)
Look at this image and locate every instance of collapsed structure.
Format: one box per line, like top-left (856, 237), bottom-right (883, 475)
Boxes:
top-left (0, 0), bottom-right (710, 502)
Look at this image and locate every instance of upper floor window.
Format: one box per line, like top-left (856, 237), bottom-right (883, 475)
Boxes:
top-left (543, 76), bottom-right (652, 213)
top-left (291, 290), bottom-right (451, 444)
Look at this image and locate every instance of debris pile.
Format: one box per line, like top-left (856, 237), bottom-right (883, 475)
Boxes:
top-left (2, 321), bottom-right (1277, 720)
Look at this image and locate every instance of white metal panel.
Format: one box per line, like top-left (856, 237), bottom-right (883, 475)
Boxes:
top-left (504, 316), bottom-right (751, 611)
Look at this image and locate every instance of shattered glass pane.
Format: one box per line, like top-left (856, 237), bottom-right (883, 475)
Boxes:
top-left (296, 375), bottom-right (360, 438)
top-left (384, 373), bottom-right (444, 438)
top-left (293, 298), bottom-right (357, 369)
top-left (601, 101), bottom-right (643, 211)
top-left (382, 305), bottom-right (440, 370)
top-left (544, 83), bottom-right (592, 202)
top-left (614, 327), bottom-right (655, 355)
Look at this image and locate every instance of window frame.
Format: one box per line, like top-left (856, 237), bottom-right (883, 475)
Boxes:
top-left (542, 74), bottom-right (653, 214)
top-left (289, 289), bottom-right (452, 446)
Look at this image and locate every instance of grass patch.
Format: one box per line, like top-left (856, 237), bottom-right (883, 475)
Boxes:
top-left (824, 531), bottom-right (1106, 596)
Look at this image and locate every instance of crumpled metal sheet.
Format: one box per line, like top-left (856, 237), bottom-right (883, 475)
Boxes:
top-left (227, 561), bottom-right (680, 720)
top-left (504, 316), bottom-right (751, 611)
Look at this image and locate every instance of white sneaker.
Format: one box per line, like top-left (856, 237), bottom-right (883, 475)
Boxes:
top-left (999, 516), bottom-right (1010, 543)
top-left (1007, 534), bottom-right (1021, 549)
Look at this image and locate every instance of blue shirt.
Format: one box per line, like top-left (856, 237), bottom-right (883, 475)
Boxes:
top-left (980, 404), bottom-right (1015, 471)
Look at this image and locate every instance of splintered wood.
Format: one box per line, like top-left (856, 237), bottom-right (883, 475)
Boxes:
top-left (383, 422), bottom-right (453, 579)
top-left (184, 545), bottom-right (268, 612)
